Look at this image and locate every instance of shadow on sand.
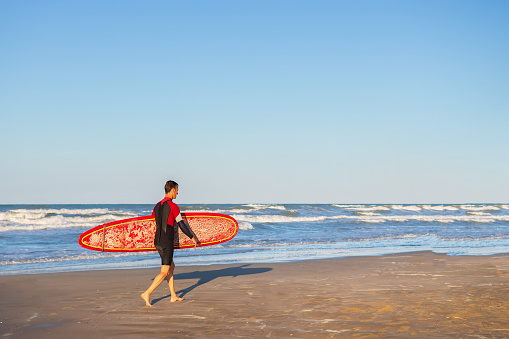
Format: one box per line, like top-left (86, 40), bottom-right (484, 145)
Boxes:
top-left (151, 264), bottom-right (272, 305)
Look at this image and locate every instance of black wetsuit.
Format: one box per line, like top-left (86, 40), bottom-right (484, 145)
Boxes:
top-left (153, 200), bottom-right (193, 265)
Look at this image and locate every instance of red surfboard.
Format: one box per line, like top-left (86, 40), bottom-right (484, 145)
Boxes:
top-left (79, 213), bottom-right (238, 252)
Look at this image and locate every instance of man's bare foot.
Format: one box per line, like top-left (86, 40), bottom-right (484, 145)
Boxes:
top-left (170, 296), bottom-right (184, 303)
top-left (141, 293), bottom-right (152, 307)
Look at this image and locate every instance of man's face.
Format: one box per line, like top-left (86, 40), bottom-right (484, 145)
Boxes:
top-left (171, 186), bottom-right (179, 199)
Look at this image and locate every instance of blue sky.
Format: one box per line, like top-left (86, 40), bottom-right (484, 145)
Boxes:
top-left (1, 0), bottom-right (508, 204)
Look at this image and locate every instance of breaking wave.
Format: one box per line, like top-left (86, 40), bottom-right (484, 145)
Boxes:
top-left (233, 214), bottom-right (509, 224)
top-left (0, 207), bottom-right (139, 232)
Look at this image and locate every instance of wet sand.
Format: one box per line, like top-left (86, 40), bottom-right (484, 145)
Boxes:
top-left (1, 252), bottom-right (509, 338)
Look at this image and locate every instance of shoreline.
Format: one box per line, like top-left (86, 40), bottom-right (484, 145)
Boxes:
top-left (2, 251), bottom-right (509, 338)
top-left (3, 249), bottom-right (509, 277)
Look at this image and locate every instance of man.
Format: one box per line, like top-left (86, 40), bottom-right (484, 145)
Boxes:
top-left (141, 180), bottom-right (199, 307)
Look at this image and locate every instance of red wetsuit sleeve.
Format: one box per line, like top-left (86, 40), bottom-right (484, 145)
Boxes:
top-left (173, 204), bottom-right (181, 219)
top-left (162, 200), bottom-right (179, 227)
top-left (168, 203), bottom-right (180, 226)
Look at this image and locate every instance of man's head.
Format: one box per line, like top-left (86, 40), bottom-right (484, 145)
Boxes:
top-left (164, 180), bottom-right (179, 194)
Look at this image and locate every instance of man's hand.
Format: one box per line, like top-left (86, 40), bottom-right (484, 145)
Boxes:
top-left (192, 236), bottom-right (201, 247)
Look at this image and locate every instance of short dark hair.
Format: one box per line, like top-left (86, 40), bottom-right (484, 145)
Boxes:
top-left (164, 180), bottom-right (178, 193)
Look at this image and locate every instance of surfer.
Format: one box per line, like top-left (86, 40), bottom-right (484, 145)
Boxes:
top-left (141, 180), bottom-right (200, 307)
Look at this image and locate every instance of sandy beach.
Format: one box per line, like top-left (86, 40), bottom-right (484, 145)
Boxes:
top-left (1, 251), bottom-right (509, 338)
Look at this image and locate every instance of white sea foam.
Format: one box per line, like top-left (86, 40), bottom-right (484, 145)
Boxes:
top-left (226, 240), bottom-right (335, 249)
top-left (0, 208), bottom-right (136, 220)
top-left (233, 214), bottom-right (330, 223)
top-left (339, 204), bottom-right (463, 212)
top-left (184, 204), bottom-right (287, 214)
top-left (332, 205), bottom-right (363, 208)
top-left (233, 213), bottom-right (509, 224)
top-left (355, 212), bottom-right (381, 216)
top-left (3, 206), bottom-right (507, 233)
top-left (439, 235), bottom-right (509, 242)
top-left (238, 221), bottom-right (254, 230)
top-left (242, 204), bottom-right (286, 211)
top-left (0, 208), bottom-right (128, 218)
top-left (0, 251), bottom-right (148, 266)
top-left (184, 208), bottom-right (257, 214)
top-left (0, 215), bottom-right (134, 232)
top-left (353, 215), bottom-right (504, 223)
top-left (344, 206), bottom-right (391, 212)
top-left (0, 208), bottom-right (139, 232)
top-left (345, 233), bottom-right (436, 242)
top-left (335, 204), bottom-right (507, 213)
top-left (345, 233), bottom-right (509, 246)
top-left (422, 205), bottom-right (459, 211)
top-left (390, 205), bottom-right (423, 212)
top-left (466, 211), bottom-right (492, 216)
top-left (359, 218), bottom-right (386, 223)
top-left (460, 205), bottom-right (500, 211)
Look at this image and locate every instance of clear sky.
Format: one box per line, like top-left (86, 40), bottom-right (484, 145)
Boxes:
top-left (1, 0), bottom-right (508, 204)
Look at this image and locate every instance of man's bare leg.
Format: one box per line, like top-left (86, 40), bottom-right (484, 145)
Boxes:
top-left (167, 261), bottom-right (183, 302)
top-left (141, 265), bottom-right (170, 307)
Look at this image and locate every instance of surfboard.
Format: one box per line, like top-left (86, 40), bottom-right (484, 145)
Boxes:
top-left (78, 213), bottom-right (238, 252)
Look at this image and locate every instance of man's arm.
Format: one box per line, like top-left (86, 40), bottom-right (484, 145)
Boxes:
top-left (175, 214), bottom-right (200, 245)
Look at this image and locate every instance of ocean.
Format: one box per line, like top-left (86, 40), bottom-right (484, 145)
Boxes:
top-left (1, 203), bottom-right (509, 275)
